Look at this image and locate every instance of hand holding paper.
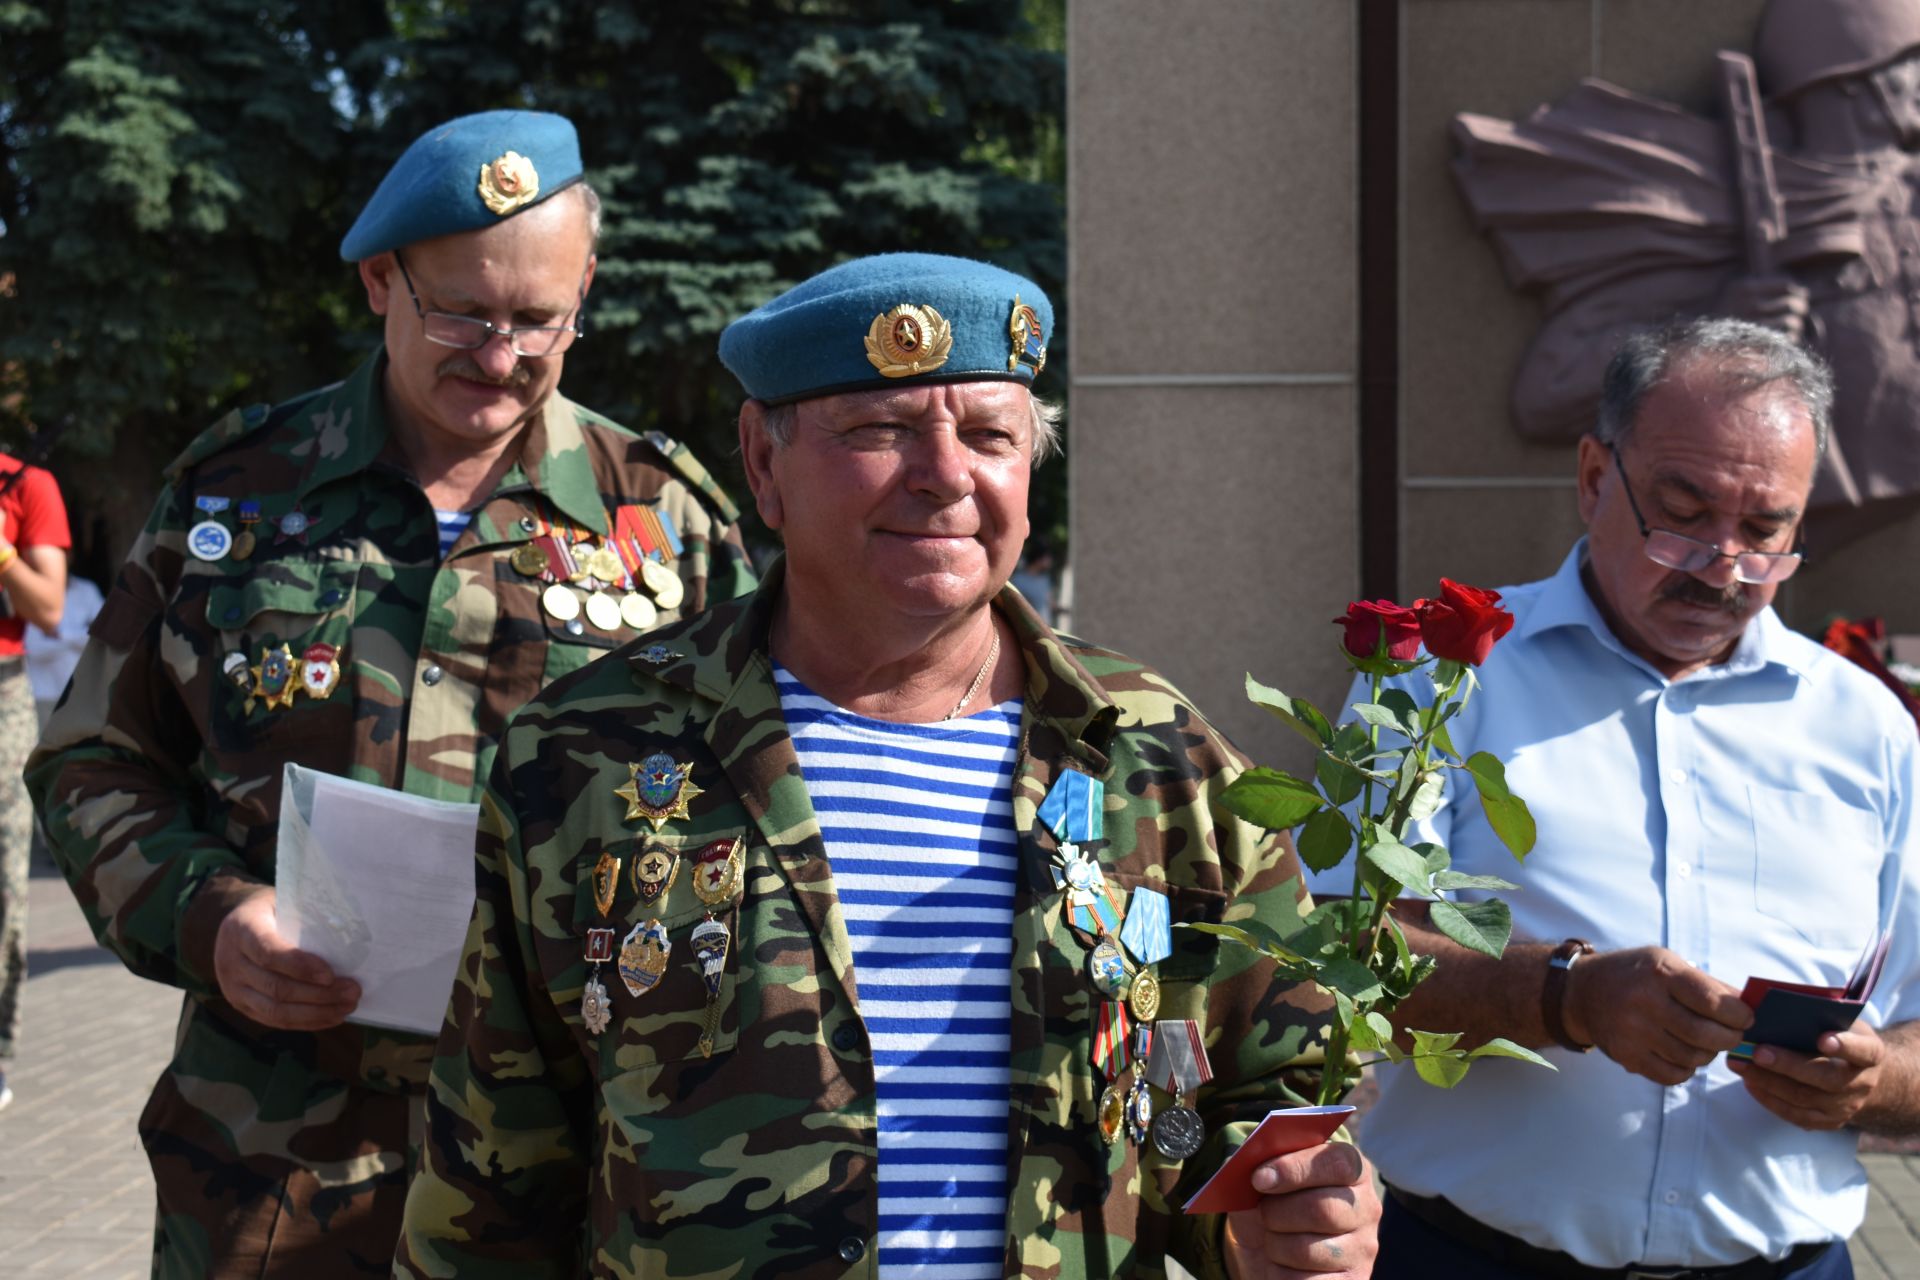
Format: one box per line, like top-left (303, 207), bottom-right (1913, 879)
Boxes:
top-left (1183, 1105), bottom-right (1356, 1215)
top-left (1189, 1107), bottom-right (1376, 1278)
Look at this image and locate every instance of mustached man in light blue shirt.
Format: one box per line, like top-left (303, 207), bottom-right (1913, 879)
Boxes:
top-left (1314, 317), bottom-right (1920, 1280)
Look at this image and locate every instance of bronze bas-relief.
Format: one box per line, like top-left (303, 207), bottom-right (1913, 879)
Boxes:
top-left (1453, 0), bottom-right (1920, 549)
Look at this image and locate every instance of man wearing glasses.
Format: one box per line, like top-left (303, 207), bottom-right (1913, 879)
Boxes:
top-left (1308, 317), bottom-right (1920, 1279)
top-left (26, 110), bottom-right (752, 1277)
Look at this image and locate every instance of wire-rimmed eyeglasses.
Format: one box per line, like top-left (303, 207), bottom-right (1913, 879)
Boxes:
top-left (392, 250), bottom-right (586, 357)
top-left (1609, 444), bottom-right (1805, 585)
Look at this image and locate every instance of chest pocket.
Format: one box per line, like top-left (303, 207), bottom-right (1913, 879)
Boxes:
top-left (1749, 786), bottom-right (1885, 951)
top-left (559, 829), bottom-right (749, 1078)
top-left (202, 562), bottom-right (359, 751)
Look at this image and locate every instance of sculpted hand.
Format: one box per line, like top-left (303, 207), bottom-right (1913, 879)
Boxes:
top-left (1727, 1019), bottom-right (1885, 1130)
top-left (1565, 946), bottom-right (1751, 1086)
top-left (1712, 274), bottom-right (1811, 343)
top-left (212, 886), bottom-right (361, 1030)
top-left (1223, 1142), bottom-right (1380, 1279)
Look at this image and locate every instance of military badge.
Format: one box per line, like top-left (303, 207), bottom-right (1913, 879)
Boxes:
top-left (222, 651), bottom-right (252, 690)
top-left (639, 558), bottom-right (683, 611)
top-left (1127, 968), bottom-right (1162, 1023)
top-left (637, 643), bottom-right (682, 665)
top-left (690, 836), bottom-right (744, 908)
top-left (510, 543), bottom-right (549, 578)
top-left (477, 150), bottom-right (540, 216)
top-left (592, 850), bottom-right (622, 918)
top-left (1040, 770), bottom-right (1102, 844)
top-left (541, 583), bottom-right (581, 623)
top-left (1098, 1083), bottom-right (1127, 1147)
top-left (864, 303), bottom-right (954, 378)
top-left (616, 919), bottom-right (671, 998)
top-left (1007, 294), bottom-right (1047, 375)
top-left (580, 974), bottom-right (613, 1035)
top-left (232, 501), bottom-right (262, 561)
top-left (584, 927), bottom-right (615, 964)
top-left (195, 495), bottom-right (233, 516)
top-left (584, 545), bottom-right (625, 586)
top-left (247, 644), bottom-right (298, 713)
top-left (616, 754), bottom-right (703, 832)
top-left (621, 593), bottom-right (659, 632)
top-left (187, 520), bottom-right (234, 562)
top-left (276, 508), bottom-right (310, 545)
top-left (690, 917), bottom-right (732, 1058)
top-left (299, 643), bottom-right (341, 700)
top-left (1120, 885), bottom-right (1173, 966)
top-left (1088, 937), bottom-right (1128, 997)
top-left (630, 844), bottom-right (681, 906)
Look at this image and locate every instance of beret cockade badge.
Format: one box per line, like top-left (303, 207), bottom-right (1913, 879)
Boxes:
top-left (477, 150), bottom-right (540, 216)
top-left (864, 303), bottom-right (954, 378)
top-left (1008, 294), bottom-right (1047, 376)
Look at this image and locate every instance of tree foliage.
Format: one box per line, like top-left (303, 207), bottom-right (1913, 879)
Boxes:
top-left (1, 0), bottom-right (1065, 557)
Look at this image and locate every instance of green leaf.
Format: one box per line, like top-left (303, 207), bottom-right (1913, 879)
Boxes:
top-left (1295, 807), bottom-right (1354, 873)
top-left (1347, 1008), bottom-right (1383, 1052)
top-left (1180, 920), bottom-right (1312, 966)
top-left (1245, 675), bottom-right (1334, 747)
top-left (1365, 1010), bottom-right (1396, 1044)
top-left (1379, 689), bottom-right (1422, 733)
top-left (1314, 752), bottom-right (1366, 807)
top-left (1431, 658), bottom-right (1465, 693)
top-left (1407, 1028), bottom-right (1472, 1088)
top-left (1352, 702), bottom-right (1412, 737)
top-left (1361, 835), bottom-right (1435, 898)
top-left (1333, 722), bottom-right (1373, 756)
top-left (1467, 1037), bottom-right (1555, 1069)
top-left (1432, 870), bottom-right (1519, 892)
top-left (1413, 842), bottom-right (1450, 874)
top-left (1431, 719), bottom-right (1460, 760)
top-left (1428, 898), bottom-right (1512, 958)
top-left (1315, 956), bottom-right (1385, 1003)
top-left (1348, 652), bottom-right (1425, 679)
top-left (1405, 769), bottom-right (1445, 822)
top-left (1466, 752), bottom-right (1537, 858)
top-left (1219, 768), bottom-right (1325, 831)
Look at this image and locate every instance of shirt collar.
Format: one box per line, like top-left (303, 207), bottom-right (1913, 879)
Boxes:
top-left (1515, 538), bottom-right (1807, 683)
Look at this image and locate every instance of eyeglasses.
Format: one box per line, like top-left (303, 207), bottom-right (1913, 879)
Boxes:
top-left (1609, 445), bottom-right (1805, 585)
top-left (392, 250), bottom-right (586, 357)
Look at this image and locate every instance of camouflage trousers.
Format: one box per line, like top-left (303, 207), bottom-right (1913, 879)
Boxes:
top-left (0, 659), bottom-right (36, 1061)
top-left (144, 999), bottom-right (424, 1279)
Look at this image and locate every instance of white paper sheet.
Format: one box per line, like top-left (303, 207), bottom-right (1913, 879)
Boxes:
top-left (274, 763), bottom-right (482, 1035)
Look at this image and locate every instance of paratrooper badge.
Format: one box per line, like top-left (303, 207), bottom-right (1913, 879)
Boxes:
top-left (637, 643), bottom-right (683, 665)
top-left (615, 753), bottom-right (703, 832)
top-left (1008, 294), bottom-right (1047, 375)
top-left (478, 150), bottom-right (540, 217)
top-left (617, 919), bottom-right (671, 998)
top-left (247, 644), bottom-right (298, 713)
top-left (864, 303), bottom-right (953, 378)
top-left (299, 642), bottom-right (342, 700)
top-left (630, 844), bottom-right (681, 907)
top-left (222, 651), bottom-right (252, 691)
top-left (690, 836), bottom-right (744, 908)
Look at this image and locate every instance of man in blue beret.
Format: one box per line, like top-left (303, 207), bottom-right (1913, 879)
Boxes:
top-left (397, 252), bottom-right (1380, 1279)
top-left (28, 109), bottom-right (754, 1277)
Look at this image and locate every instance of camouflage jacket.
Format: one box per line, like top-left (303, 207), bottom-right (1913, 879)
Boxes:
top-left (395, 563), bottom-right (1326, 1280)
top-left (25, 349), bottom-right (755, 1092)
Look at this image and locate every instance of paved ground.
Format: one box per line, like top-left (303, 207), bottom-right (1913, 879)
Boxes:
top-left (4, 859), bottom-right (1920, 1277)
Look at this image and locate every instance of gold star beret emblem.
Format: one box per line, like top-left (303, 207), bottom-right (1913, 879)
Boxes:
top-left (477, 150), bottom-right (540, 216)
top-left (864, 303), bottom-right (954, 378)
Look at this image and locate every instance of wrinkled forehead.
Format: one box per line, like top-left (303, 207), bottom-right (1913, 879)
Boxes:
top-left (799, 380), bottom-right (1034, 427)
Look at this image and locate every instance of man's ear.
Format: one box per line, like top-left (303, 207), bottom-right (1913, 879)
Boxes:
top-left (1575, 433), bottom-right (1610, 526)
top-left (359, 254), bottom-right (396, 318)
top-left (739, 401), bottom-right (784, 530)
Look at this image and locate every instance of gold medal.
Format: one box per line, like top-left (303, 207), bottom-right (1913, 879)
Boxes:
top-left (586, 545), bottom-right (625, 585)
top-left (230, 530), bottom-right (256, 562)
top-left (542, 583), bottom-right (581, 622)
top-left (1098, 1083), bottom-right (1126, 1146)
top-left (511, 543), bottom-right (549, 577)
top-left (691, 836), bottom-right (744, 907)
top-left (620, 592), bottom-right (658, 631)
top-left (585, 590), bottom-right (623, 631)
top-left (641, 558), bottom-right (684, 610)
top-left (1128, 969), bottom-right (1161, 1022)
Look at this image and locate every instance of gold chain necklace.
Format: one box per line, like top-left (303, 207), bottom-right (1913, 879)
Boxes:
top-left (944, 629), bottom-right (1001, 721)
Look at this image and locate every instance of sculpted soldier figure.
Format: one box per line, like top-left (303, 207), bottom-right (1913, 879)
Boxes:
top-left (26, 110), bottom-right (752, 1276)
top-left (395, 254), bottom-right (1382, 1278)
top-left (1454, 0), bottom-right (1920, 548)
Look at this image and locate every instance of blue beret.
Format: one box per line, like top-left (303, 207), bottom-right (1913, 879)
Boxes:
top-left (718, 253), bottom-right (1053, 405)
top-left (339, 110), bottom-right (584, 261)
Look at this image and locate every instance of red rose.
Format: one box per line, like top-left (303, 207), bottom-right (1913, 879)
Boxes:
top-left (1333, 600), bottom-right (1424, 661)
top-left (1415, 579), bottom-right (1515, 666)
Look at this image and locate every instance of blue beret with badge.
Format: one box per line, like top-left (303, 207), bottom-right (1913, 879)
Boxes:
top-left (718, 252), bottom-right (1052, 405)
top-left (339, 109), bottom-right (584, 262)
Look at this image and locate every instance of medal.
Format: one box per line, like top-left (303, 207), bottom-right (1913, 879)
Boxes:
top-left (510, 543), bottom-right (549, 577)
top-left (690, 917), bottom-right (731, 1057)
top-left (298, 642), bottom-right (341, 700)
top-left (1092, 999), bottom-right (1133, 1080)
top-left (585, 545), bottom-right (625, 585)
top-left (1151, 1103), bottom-right (1207, 1161)
top-left (276, 508), bottom-right (310, 545)
top-left (630, 844), bottom-right (681, 906)
top-left (1120, 886), bottom-right (1173, 966)
top-left (584, 590), bottom-right (623, 631)
top-left (246, 644), bottom-right (298, 713)
top-left (640, 557), bottom-right (683, 610)
top-left (187, 520), bottom-right (233, 562)
top-left (617, 919), bottom-right (671, 998)
top-left (1088, 937), bottom-right (1127, 997)
top-left (1098, 1083), bottom-right (1127, 1146)
top-left (1039, 770), bottom-right (1102, 844)
top-left (194, 495), bottom-right (233, 516)
top-left (221, 651), bottom-right (251, 690)
top-left (637, 643), bottom-right (681, 665)
top-left (233, 501), bottom-right (262, 562)
top-left (620, 592), bottom-right (658, 632)
top-left (569, 539), bottom-right (596, 582)
top-left (581, 974), bottom-right (612, 1035)
top-left (542, 583), bottom-right (581, 622)
top-left (614, 754), bottom-right (703, 832)
top-left (1128, 968), bottom-right (1162, 1022)
top-left (691, 836), bottom-right (744, 907)
top-left (1144, 1018), bottom-right (1213, 1156)
top-left (1126, 1023), bottom-right (1155, 1145)
top-left (591, 850), bottom-right (621, 918)
top-left (584, 927), bottom-right (615, 964)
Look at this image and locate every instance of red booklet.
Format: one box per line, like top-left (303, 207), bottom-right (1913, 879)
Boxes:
top-left (1731, 933), bottom-right (1890, 1060)
top-left (1182, 1105), bottom-right (1356, 1215)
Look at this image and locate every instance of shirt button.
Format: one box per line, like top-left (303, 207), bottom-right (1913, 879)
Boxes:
top-left (1675, 862), bottom-right (1692, 878)
top-left (1664, 1189), bottom-right (1682, 1205)
top-left (519, 516), bottom-right (537, 533)
top-left (1666, 767), bottom-right (1686, 785)
top-left (421, 664), bottom-right (444, 686)
top-left (838, 1238), bottom-right (866, 1263)
top-left (831, 1022), bottom-right (862, 1052)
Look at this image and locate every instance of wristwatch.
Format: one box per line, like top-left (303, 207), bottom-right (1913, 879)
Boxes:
top-left (1541, 938), bottom-right (1596, 1052)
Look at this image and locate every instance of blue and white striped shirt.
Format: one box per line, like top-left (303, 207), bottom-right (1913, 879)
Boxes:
top-left (432, 508), bottom-right (473, 560)
top-left (776, 664), bottom-right (1020, 1279)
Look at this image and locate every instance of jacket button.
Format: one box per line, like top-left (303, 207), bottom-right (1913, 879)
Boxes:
top-left (565, 618), bottom-right (585, 637)
top-left (837, 1237), bottom-right (866, 1263)
top-left (318, 588), bottom-right (345, 608)
top-left (831, 1022), bottom-right (861, 1052)
top-left (223, 606), bottom-right (242, 623)
top-left (421, 664), bottom-right (443, 686)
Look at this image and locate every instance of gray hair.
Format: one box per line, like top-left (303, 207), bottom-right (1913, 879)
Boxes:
top-left (758, 389), bottom-right (1063, 465)
top-left (1596, 316), bottom-right (1833, 459)
top-left (572, 181), bottom-right (603, 252)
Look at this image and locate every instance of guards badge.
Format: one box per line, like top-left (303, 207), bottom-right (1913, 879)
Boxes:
top-left (299, 642), bottom-right (341, 700)
top-left (615, 753), bottom-right (703, 832)
top-left (865, 303), bottom-right (953, 378)
top-left (1008, 294), bottom-right (1047, 375)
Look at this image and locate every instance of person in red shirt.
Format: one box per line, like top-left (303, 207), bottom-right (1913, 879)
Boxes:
top-left (0, 452), bottom-right (68, 1112)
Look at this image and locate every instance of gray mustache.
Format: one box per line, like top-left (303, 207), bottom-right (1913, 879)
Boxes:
top-left (437, 356), bottom-right (532, 388)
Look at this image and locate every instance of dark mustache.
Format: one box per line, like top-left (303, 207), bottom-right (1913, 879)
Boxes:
top-left (1661, 575), bottom-right (1746, 614)
top-left (437, 355), bottom-right (532, 388)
